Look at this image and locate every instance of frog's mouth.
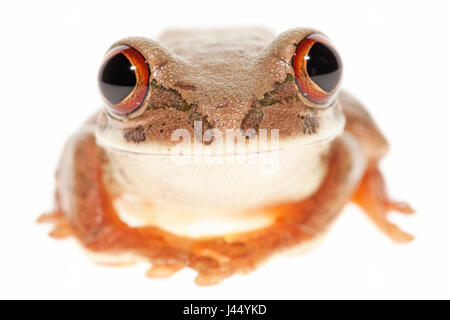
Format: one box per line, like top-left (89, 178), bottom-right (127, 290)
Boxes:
top-left (95, 104), bottom-right (345, 156)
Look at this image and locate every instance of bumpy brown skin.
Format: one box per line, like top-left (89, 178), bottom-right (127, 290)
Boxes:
top-left (98, 28), bottom-right (334, 145)
top-left (40, 29), bottom-right (413, 285)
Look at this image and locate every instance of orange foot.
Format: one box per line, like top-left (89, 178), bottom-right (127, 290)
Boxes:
top-left (353, 167), bottom-right (414, 242)
top-left (37, 211), bottom-right (73, 239)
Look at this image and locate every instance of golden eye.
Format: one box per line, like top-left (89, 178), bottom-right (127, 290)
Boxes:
top-left (98, 45), bottom-right (150, 117)
top-left (292, 33), bottom-right (342, 106)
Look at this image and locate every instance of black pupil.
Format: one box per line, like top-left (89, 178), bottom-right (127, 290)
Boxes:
top-left (306, 42), bottom-right (342, 93)
top-left (99, 53), bottom-right (136, 105)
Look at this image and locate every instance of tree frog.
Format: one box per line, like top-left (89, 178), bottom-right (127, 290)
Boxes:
top-left (40, 28), bottom-right (413, 285)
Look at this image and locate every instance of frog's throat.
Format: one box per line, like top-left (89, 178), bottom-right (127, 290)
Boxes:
top-left (100, 138), bottom-right (334, 237)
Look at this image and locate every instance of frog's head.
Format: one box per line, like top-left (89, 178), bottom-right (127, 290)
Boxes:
top-left (96, 27), bottom-right (345, 154)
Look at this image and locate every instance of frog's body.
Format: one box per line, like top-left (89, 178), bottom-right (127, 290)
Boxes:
top-left (41, 28), bottom-right (413, 285)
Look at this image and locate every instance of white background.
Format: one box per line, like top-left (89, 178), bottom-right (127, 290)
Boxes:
top-left (0, 0), bottom-right (449, 299)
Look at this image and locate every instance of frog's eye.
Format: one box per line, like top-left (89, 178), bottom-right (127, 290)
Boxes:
top-left (292, 33), bottom-right (342, 106)
top-left (98, 45), bottom-right (150, 117)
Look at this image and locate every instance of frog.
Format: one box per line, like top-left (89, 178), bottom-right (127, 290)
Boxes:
top-left (40, 27), bottom-right (414, 285)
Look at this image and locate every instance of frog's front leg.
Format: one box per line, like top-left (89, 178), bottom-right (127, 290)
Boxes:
top-left (339, 91), bottom-right (414, 242)
top-left (353, 167), bottom-right (414, 242)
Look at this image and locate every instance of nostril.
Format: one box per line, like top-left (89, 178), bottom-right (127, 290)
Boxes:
top-left (173, 81), bottom-right (197, 91)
